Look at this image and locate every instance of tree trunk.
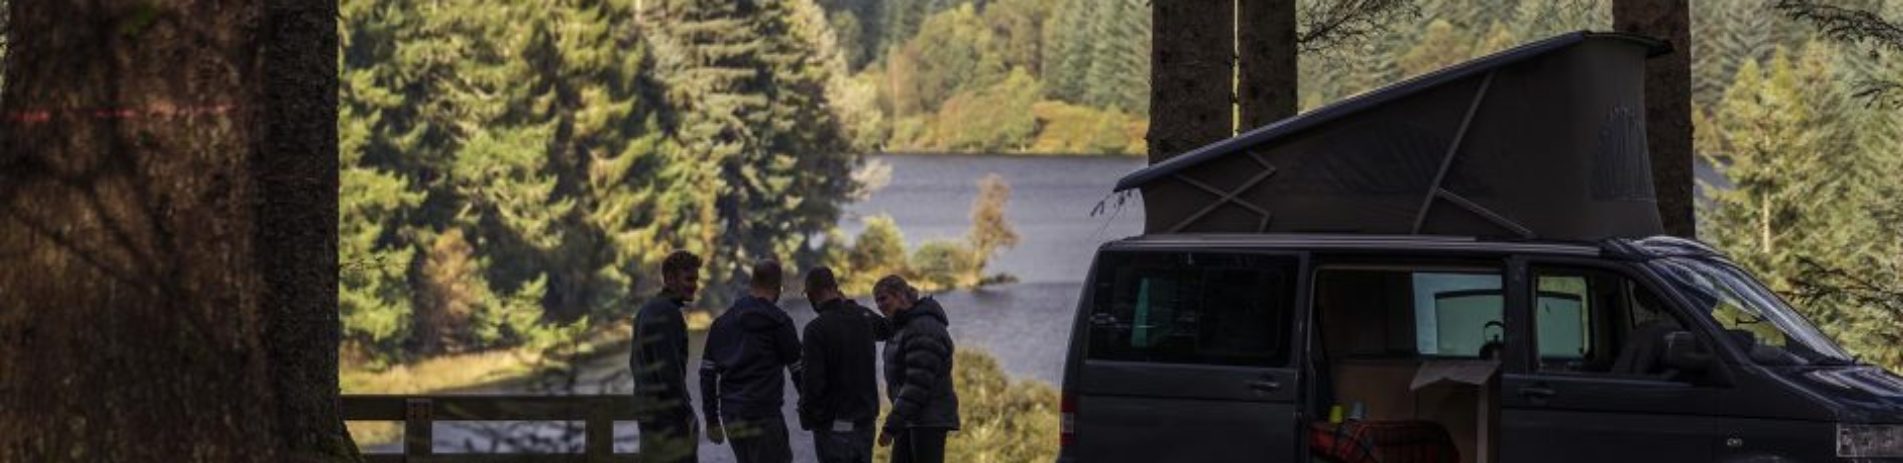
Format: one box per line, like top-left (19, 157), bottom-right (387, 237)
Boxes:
top-left (0, 0), bottom-right (354, 460)
top-left (1616, 0), bottom-right (1695, 238)
top-left (1148, 0), bottom-right (1236, 162)
top-left (1237, 0), bottom-right (1298, 131)
top-left (260, 0), bottom-right (357, 460)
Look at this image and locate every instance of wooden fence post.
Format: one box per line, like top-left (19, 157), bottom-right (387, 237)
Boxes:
top-left (405, 398), bottom-right (433, 457)
top-left (587, 397), bottom-right (614, 462)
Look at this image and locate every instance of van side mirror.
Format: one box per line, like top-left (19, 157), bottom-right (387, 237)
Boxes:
top-left (1662, 331), bottom-right (1712, 372)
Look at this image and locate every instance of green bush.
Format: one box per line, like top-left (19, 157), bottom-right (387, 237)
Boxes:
top-left (875, 349), bottom-right (1059, 463)
top-left (909, 240), bottom-right (975, 292)
top-left (1028, 101), bottom-right (1145, 155)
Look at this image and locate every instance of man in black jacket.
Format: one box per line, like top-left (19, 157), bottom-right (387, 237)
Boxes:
top-left (700, 260), bottom-right (802, 463)
top-left (872, 275), bottom-right (960, 463)
top-left (797, 267), bottom-right (888, 463)
top-left (632, 250), bottom-right (702, 463)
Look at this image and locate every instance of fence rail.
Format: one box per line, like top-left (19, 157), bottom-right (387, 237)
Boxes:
top-left (342, 394), bottom-right (640, 463)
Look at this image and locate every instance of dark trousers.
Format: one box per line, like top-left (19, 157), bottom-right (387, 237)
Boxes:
top-left (890, 428), bottom-right (948, 463)
top-left (813, 421), bottom-right (875, 463)
top-left (637, 416), bottom-right (699, 463)
top-left (727, 415), bottom-right (792, 463)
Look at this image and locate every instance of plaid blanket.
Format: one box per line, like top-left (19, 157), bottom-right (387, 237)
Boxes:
top-left (1309, 420), bottom-right (1460, 463)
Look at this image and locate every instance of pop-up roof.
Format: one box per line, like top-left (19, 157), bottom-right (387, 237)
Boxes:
top-left (1118, 31), bottom-right (1670, 241)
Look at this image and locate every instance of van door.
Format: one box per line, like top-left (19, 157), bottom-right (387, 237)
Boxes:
top-left (1071, 250), bottom-right (1304, 462)
top-left (1499, 260), bottom-right (1721, 462)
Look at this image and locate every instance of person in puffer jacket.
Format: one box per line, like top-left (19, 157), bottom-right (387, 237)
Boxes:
top-left (871, 275), bottom-right (959, 463)
top-left (700, 260), bottom-right (802, 463)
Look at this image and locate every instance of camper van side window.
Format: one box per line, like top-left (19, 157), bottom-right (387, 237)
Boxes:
top-left (1532, 266), bottom-right (1686, 377)
top-left (1086, 252), bottom-right (1296, 368)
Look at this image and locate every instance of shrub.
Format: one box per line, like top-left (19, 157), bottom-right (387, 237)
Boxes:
top-left (874, 349), bottom-right (1059, 463)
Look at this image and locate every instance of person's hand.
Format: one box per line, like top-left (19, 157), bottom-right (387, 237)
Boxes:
top-left (877, 430), bottom-right (894, 447)
top-left (707, 422), bottom-right (727, 444)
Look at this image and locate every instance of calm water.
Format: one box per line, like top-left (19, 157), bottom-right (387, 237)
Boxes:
top-left (844, 153), bottom-right (1146, 382)
top-left (366, 153), bottom-right (1148, 457)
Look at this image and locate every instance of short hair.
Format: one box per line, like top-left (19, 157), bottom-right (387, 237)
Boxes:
top-left (750, 259), bottom-right (783, 291)
top-left (805, 266), bottom-right (840, 293)
top-left (661, 250), bottom-right (702, 278)
top-left (873, 274), bottom-right (917, 303)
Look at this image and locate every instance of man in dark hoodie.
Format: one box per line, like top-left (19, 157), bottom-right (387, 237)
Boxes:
top-left (872, 275), bottom-right (960, 463)
top-left (632, 250), bottom-right (702, 463)
top-left (700, 260), bottom-right (802, 463)
top-left (797, 267), bottom-right (889, 463)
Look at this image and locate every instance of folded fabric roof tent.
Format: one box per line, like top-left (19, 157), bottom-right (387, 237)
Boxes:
top-left (1118, 31), bottom-right (1670, 241)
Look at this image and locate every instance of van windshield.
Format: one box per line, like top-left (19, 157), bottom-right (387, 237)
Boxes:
top-left (1647, 256), bottom-right (1854, 366)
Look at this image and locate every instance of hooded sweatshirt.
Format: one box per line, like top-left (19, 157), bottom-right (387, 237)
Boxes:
top-left (700, 295), bottom-right (802, 423)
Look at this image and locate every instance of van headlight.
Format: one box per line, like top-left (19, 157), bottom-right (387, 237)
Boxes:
top-left (1839, 423), bottom-right (1903, 458)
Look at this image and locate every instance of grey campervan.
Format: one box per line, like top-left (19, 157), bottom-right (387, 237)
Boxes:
top-left (1058, 32), bottom-right (1903, 462)
top-left (1060, 235), bottom-right (1903, 462)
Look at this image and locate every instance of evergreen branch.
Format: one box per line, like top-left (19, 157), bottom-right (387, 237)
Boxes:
top-left (1297, 0), bottom-right (1419, 54)
top-left (1776, 0), bottom-right (1903, 55)
top-left (1791, 256), bottom-right (1903, 316)
top-left (1852, 79), bottom-right (1903, 109)
top-left (1777, 1), bottom-right (1903, 107)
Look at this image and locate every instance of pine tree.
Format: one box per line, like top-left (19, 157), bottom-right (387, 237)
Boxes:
top-left (984, 0), bottom-right (1052, 75)
top-left (1084, 0), bottom-right (1151, 115)
top-left (757, 0), bottom-right (861, 266)
top-left (1707, 56), bottom-right (1824, 282)
top-left (339, 103), bottom-right (425, 361)
top-left (648, 0), bottom-right (858, 296)
top-left (1400, 19), bottom-right (1471, 77)
top-left (1041, 0), bottom-right (1093, 104)
top-left (1694, 2), bottom-right (1776, 109)
top-left (1703, 49), bottom-right (1885, 327)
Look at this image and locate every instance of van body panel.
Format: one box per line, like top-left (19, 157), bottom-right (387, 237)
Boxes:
top-left (1498, 406), bottom-right (1714, 461)
top-left (1498, 373), bottom-right (1720, 461)
top-left (1708, 416), bottom-right (1838, 462)
top-left (1073, 368), bottom-right (1299, 462)
top-left (1062, 234), bottom-right (1903, 462)
top-left (1064, 248), bottom-right (1306, 462)
top-left (1077, 361), bottom-right (1298, 401)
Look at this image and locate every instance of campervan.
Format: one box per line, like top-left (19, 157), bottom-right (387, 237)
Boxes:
top-left (1059, 32), bottom-right (1903, 462)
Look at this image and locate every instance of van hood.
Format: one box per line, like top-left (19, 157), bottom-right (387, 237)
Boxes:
top-left (1788, 366), bottom-right (1903, 422)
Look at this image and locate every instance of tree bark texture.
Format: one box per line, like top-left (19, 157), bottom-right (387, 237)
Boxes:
top-left (1237, 0), bottom-right (1298, 131)
top-left (1616, 0), bottom-right (1696, 238)
top-left (0, 0), bottom-right (353, 460)
top-left (260, 0), bottom-right (356, 460)
top-left (1149, 0), bottom-right (1236, 162)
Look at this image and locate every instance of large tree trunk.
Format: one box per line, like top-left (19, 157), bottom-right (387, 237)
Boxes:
top-left (0, 0), bottom-right (354, 460)
top-left (1616, 0), bottom-right (1695, 238)
top-left (260, 0), bottom-right (356, 460)
top-left (1148, 0), bottom-right (1236, 163)
top-left (1237, 0), bottom-right (1299, 131)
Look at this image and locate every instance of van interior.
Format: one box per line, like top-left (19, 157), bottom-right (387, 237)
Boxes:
top-left (1309, 263), bottom-right (1694, 463)
top-left (1310, 265), bottom-right (1506, 463)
